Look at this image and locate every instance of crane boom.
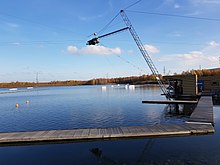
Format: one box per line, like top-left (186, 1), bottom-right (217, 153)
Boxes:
top-left (87, 27), bottom-right (129, 45)
top-left (120, 10), bottom-right (170, 99)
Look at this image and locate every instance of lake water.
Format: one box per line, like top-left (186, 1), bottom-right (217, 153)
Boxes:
top-left (0, 85), bottom-right (219, 164)
top-left (0, 85), bottom-right (187, 132)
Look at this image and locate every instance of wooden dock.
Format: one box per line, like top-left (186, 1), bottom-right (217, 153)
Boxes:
top-left (0, 123), bottom-right (214, 145)
top-left (0, 96), bottom-right (215, 146)
top-left (142, 100), bottom-right (198, 104)
top-left (187, 96), bottom-right (214, 124)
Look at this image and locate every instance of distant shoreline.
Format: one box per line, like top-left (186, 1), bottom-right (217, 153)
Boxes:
top-left (0, 81), bottom-right (158, 89)
top-left (0, 75), bottom-right (159, 88)
top-left (1, 68), bottom-right (220, 88)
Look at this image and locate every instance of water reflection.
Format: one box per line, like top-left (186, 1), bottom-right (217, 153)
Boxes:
top-left (91, 148), bottom-right (123, 165)
top-left (164, 103), bottom-right (195, 116)
top-left (157, 103), bottom-right (196, 124)
top-left (90, 139), bottom-right (155, 165)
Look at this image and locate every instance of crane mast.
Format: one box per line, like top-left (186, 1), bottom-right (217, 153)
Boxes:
top-left (120, 10), bottom-right (170, 99)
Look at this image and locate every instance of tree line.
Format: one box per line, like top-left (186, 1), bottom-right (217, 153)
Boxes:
top-left (181, 68), bottom-right (220, 77)
top-left (1, 68), bottom-right (219, 88)
top-left (0, 74), bottom-right (159, 88)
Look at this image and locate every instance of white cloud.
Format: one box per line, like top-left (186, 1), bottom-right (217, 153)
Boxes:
top-left (163, 0), bottom-right (175, 5)
top-left (170, 31), bottom-right (183, 37)
top-left (174, 3), bottom-right (180, 9)
top-left (158, 55), bottom-right (174, 62)
top-left (195, 0), bottom-right (220, 5)
top-left (78, 15), bottom-right (103, 21)
top-left (144, 44), bottom-right (160, 54)
top-left (11, 42), bottom-right (21, 46)
top-left (157, 0), bottom-right (181, 10)
top-left (127, 50), bottom-right (134, 55)
top-left (209, 41), bottom-right (219, 47)
top-left (158, 41), bottom-right (220, 73)
top-left (177, 51), bottom-right (203, 60)
top-left (67, 45), bottom-right (122, 55)
top-left (6, 22), bottom-right (20, 28)
top-left (185, 11), bottom-right (203, 16)
top-left (174, 33), bottom-right (182, 37)
top-left (176, 41), bottom-right (220, 68)
top-left (67, 45), bottom-right (78, 54)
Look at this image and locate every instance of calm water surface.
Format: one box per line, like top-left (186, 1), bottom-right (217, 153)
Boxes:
top-left (0, 85), bottom-right (184, 132)
top-left (0, 85), bottom-right (219, 165)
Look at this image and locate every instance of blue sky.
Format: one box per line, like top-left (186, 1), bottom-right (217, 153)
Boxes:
top-left (0, 0), bottom-right (220, 82)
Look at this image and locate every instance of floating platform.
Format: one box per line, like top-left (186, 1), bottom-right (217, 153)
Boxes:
top-left (0, 97), bottom-right (214, 146)
top-left (142, 100), bottom-right (198, 104)
top-left (0, 123), bottom-right (214, 146)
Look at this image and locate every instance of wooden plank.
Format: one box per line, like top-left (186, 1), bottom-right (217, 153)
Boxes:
top-left (110, 128), bottom-right (123, 138)
top-left (120, 127), bottom-right (131, 134)
top-left (73, 129), bottom-right (83, 138)
top-left (81, 129), bottom-right (90, 137)
top-left (139, 126), bottom-right (152, 134)
top-left (99, 128), bottom-right (109, 138)
top-left (89, 128), bottom-right (102, 138)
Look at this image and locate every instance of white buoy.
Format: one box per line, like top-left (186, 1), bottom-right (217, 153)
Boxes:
top-left (101, 86), bottom-right (107, 91)
top-left (9, 88), bottom-right (17, 91)
top-left (129, 85), bottom-right (135, 90)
